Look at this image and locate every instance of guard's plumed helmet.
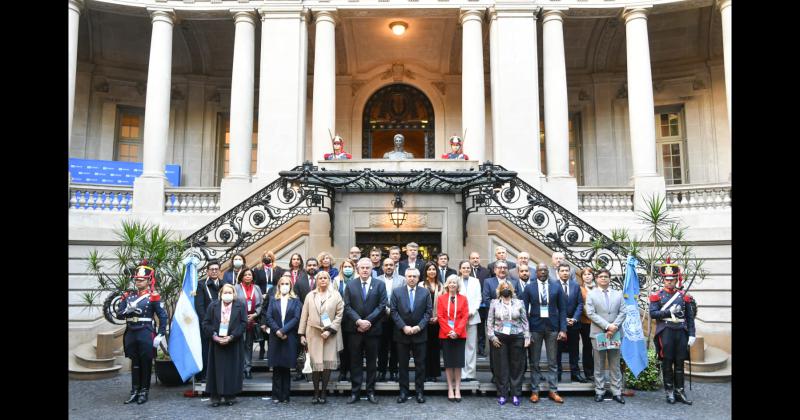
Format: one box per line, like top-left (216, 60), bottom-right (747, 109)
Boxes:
top-left (131, 260), bottom-right (157, 290)
top-left (658, 257), bottom-right (684, 287)
top-left (333, 135), bottom-right (344, 145)
top-left (449, 135), bottom-right (463, 146)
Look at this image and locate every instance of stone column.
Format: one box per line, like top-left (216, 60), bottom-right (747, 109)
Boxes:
top-left (254, 5), bottom-right (308, 188)
top-left (133, 8), bottom-right (175, 215)
top-left (489, 5), bottom-right (542, 187)
top-left (220, 9), bottom-right (257, 212)
top-left (623, 7), bottom-right (665, 211)
top-left (460, 9), bottom-right (486, 163)
top-left (541, 8), bottom-right (577, 211)
top-left (311, 9), bottom-right (337, 164)
top-left (68, 0), bottom-right (83, 150)
top-left (719, 0), bottom-right (731, 131)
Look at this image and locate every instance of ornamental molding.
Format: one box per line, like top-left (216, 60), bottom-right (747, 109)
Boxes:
top-left (369, 213), bottom-right (428, 228)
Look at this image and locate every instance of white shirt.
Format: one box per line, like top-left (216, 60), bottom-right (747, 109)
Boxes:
top-left (280, 296), bottom-right (289, 324)
top-left (383, 273), bottom-right (394, 291)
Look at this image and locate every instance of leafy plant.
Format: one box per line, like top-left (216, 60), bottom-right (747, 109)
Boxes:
top-left (82, 220), bottom-right (188, 358)
top-left (622, 348), bottom-right (662, 391)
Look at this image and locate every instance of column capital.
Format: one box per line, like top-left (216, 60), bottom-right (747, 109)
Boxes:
top-left (147, 8), bottom-right (176, 25)
top-left (68, 0), bottom-right (84, 13)
top-left (541, 8), bottom-right (568, 23)
top-left (258, 4), bottom-right (307, 20)
top-left (459, 8), bottom-right (486, 25)
top-left (717, 0), bottom-right (732, 11)
top-left (622, 6), bottom-right (652, 23)
top-left (312, 8), bottom-right (339, 26)
top-left (230, 9), bottom-right (257, 25)
top-left (488, 4), bottom-right (540, 20)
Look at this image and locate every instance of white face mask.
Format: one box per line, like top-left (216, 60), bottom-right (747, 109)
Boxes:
top-left (280, 285), bottom-right (290, 295)
top-left (233, 260), bottom-right (243, 268)
top-left (221, 294), bottom-right (233, 303)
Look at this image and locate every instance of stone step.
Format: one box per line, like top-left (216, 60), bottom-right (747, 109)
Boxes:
top-left (685, 345), bottom-right (729, 373)
top-left (73, 343), bottom-right (117, 370)
top-left (250, 356), bottom-right (588, 372)
top-left (688, 356), bottom-right (731, 383)
top-left (68, 355), bottom-right (122, 381)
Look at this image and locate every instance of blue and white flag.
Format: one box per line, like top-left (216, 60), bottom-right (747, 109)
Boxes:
top-left (168, 256), bottom-right (203, 381)
top-left (620, 255), bottom-right (648, 377)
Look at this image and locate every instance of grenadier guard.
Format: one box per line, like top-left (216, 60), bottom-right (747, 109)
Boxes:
top-left (117, 261), bottom-right (169, 405)
top-left (324, 135), bottom-right (353, 160)
top-left (649, 260), bottom-right (696, 405)
top-left (441, 135), bottom-right (469, 160)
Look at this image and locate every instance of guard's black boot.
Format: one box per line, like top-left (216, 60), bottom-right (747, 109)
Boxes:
top-left (675, 388), bottom-right (693, 405)
top-left (124, 388), bottom-right (139, 404)
top-left (125, 364), bottom-right (140, 404)
top-left (136, 388), bottom-right (149, 404)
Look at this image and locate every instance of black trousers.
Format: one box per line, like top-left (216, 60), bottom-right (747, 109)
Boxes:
top-left (426, 323), bottom-right (441, 378)
top-left (339, 337), bottom-right (351, 377)
top-left (124, 329), bottom-right (154, 391)
top-left (579, 322), bottom-right (594, 377)
top-left (397, 340), bottom-right (426, 394)
top-left (272, 367), bottom-right (291, 402)
top-left (378, 318), bottom-right (398, 374)
top-left (348, 333), bottom-right (380, 394)
top-left (657, 328), bottom-right (689, 390)
top-left (491, 333), bottom-right (526, 398)
top-left (477, 307), bottom-right (488, 354)
top-left (557, 326), bottom-right (581, 373)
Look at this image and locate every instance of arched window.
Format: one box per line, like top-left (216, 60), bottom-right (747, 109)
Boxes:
top-left (362, 84), bottom-right (435, 158)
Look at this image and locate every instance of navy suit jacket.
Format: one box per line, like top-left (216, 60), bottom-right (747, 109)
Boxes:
top-left (555, 279), bottom-right (584, 327)
top-left (390, 285), bottom-right (433, 343)
top-left (342, 277), bottom-right (388, 336)
top-left (398, 259), bottom-right (426, 277)
top-left (521, 279), bottom-right (568, 333)
top-left (481, 277), bottom-right (524, 307)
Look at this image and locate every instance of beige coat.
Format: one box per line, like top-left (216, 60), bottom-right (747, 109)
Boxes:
top-left (299, 288), bottom-right (344, 371)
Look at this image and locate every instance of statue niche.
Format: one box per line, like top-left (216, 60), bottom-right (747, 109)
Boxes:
top-left (362, 83), bottom-right (435, 159)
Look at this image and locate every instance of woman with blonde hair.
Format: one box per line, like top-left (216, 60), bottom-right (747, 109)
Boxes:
top-left (317, 251), bottom-right (339, 280)
top-left (299, 270), bottom-right (344, 404)
top-left (264, 273), bottom-right (302, 403)
top-left (438, 275), bottom-right (469, 402)
top-left (202, 283), bottom-right (247, 407)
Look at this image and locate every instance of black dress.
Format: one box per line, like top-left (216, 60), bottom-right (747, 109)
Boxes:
top-left (425, 286), bottom-right (441, 379)
top-left (203, 300), bottom-right (247, 398)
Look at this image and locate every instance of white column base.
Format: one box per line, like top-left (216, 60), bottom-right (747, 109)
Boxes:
top-left (132, 176), bottom-right (167, 215)
top-left (220, 177), bottom-right (253, 213)
top-left (542, 176), bottom-right (578, 213)
top-left (632, 175), bottom-right (666, 212)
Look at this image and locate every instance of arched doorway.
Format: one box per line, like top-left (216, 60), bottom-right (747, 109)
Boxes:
top-left (362, 83), bottom-right (435, 158)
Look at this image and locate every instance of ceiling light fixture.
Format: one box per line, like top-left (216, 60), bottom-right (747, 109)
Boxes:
top-left (390, 21), bottom-right (408, 36)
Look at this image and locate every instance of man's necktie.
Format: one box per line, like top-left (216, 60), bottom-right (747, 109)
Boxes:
top-left (604, 289), bottom-right (610, 308)
top-left (409, 288), bottom-right (415, 308)
top-left (362, 282), bottom-right (367, 300)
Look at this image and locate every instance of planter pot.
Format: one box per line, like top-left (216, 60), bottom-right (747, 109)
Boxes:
top-left (154, 359), bottom-right (189, 386)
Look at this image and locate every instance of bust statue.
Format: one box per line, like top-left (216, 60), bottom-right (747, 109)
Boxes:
top-left (383, 134), bottom-right (414, 159)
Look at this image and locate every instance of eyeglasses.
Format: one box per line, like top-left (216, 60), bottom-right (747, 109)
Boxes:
top-left (208, 268), bottom-right (220, 271)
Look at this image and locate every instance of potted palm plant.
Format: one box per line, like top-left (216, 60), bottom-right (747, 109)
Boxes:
top-left (82, 220), bottom-right (189, 385)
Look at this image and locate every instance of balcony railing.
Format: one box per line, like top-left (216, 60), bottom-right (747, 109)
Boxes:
top-left (165, 187), bottom-right (220, 214)
top-left (666, 183), bottom-right (731, 211)
top-left (578, 187), bottom-right (635, 212)
top-left (69, 185), bottom-right (133, 212)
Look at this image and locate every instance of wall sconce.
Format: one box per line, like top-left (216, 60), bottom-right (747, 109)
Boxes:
top-left (390, 21), bottom-right (408, 36)
top-left (388, 192), bottom-right (408, 228)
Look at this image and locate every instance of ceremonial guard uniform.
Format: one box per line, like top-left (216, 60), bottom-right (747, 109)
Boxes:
top-left (649, 261), bottom-right (696, 405)
top-left (324, 136), bottom-right (353, 160)
top-left (441, 136), bottom-right (469, 160)
top-left (117, 263), bottom-right (168, 405)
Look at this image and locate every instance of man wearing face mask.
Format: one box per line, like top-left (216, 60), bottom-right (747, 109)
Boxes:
top-left (292, 257), bottom-right (319, 380)
top-left (223, 253), bottom-right (247, 285)
top-left (377, 258), bottom-right (405, 382)
top-left (254, 251), bottom-right (285, 361)
top-left (194, 259), bottom-right (223, 383)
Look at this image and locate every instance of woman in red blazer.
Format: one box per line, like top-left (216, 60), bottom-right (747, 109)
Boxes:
top-left (438, 275), bottom-right (470, 402)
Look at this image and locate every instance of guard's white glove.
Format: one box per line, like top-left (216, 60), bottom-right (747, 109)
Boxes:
top-left (669, 305), bottom-right (678, 314)
top-left (153, 334), bottom-right (165, 348)
top-left (687, 336), bottom-right (696, 347)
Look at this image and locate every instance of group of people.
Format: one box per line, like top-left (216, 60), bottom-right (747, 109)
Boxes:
top-left (118, 244), bottom-right (697, 408)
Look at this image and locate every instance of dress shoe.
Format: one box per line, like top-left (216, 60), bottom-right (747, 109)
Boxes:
top-left (272, 399), bottom-right (280, 405)
top-left (675, 389), bottom-right (693, 405)
top-left (124, 389), bottom-right (139, 404)
top-left (455, 397), bottom-right (461, 403)
top-left (448, 397), bottom-right (455, 402)
top-left (226, 400), bottom-right (234, 406)
top-left (594, 394), bottom-right (604, 402)
top-left (612, 395), bottom-right (625, 404)
top-left (462, 377), bottom-right (474, 382)
top-left (529, 392), bottom-right (539, 403)
top-left (347, 394), bottom-right (359, 404)
top-left (498, 396), bottom-right (506, 405)
top-left (397, 393), bottom-right (409, 403)
top-left (415, 393), bottom-right (425, 403)
top-left (512, 396), bottom-right (520, 406)
top-left (211, 401), bottom-right (221, 407)
top-left (311, 396), bottom-right (320, 404)
top-left (378, 371), bottom-right (387, 382)
top-left (390, 372), bottom-right (398, 382)
top-left (368, 392), bottom-right (379, 404)
top-left (548, 391), bottom-right (564, 404)
top-left (666, 391), bottom-right (676, 404)
top-left (136, 389), bottom-right (149, 405)
top-left (319, 394), bottom-right (327, 404)
top-left (571, 372), bottom-right (588, 383)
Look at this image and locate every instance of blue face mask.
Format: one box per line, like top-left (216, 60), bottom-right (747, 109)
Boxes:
top-left (343, 267), bottom-right (354, 277)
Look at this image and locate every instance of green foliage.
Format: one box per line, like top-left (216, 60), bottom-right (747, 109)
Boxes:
top-left (622, 348), bottom-right (662, 391)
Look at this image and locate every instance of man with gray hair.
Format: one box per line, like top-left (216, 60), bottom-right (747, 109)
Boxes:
top-left (390, 267), bottom-right (432, 403)
top-left (398, 242), bottom-right (425, 276)
top-left (548, 252), bottom-right (576, 283)
top-left (487, 245), bottom-right (517, 273)
top-left (509, 251), bottom-right (532, 280)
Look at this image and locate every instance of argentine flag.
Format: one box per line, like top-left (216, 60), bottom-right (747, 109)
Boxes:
top-left (168, 256), bottom-right (203, 381)
top-left (620, 255), bottom-right (648, 377)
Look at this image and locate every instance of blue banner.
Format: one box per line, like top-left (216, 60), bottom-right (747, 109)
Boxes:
top-left (620, 255), bottom-right (649, 377)
top-left (68, 158), bottom-right (181, 187)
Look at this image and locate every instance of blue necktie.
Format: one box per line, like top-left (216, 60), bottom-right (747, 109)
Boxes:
top-left (362, 282), bottom-right (367, 301)
top-left (409, 288), bottom-right (415, 309)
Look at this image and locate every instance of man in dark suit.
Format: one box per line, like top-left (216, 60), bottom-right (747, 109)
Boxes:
top-left (554, 263), bottom-right (587, 383)
top-left (194, 259), bottom-right (223, 383)
top-left (468, 252), bottom-right (491, 357)
top-left (343, 258), bottom-right (388, 404)
top-left (522, 262), bottom-right (568, 404)
top-left (435, 253), bottom-right (457, 283)
top-left (487, 245), bottom-right (517, 273)
top-left (390, 267), bottom-right (432, 404)
top-left (398, 242), bottom-right (425, 276)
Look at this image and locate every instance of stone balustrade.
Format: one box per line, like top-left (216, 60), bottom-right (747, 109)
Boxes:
top-left (666, 183), bottom-right (731, 211)
top-left (165, 187), bottom-right (221, 214)
top-left (578, 187), bottom-right (635, 212)
top-left (69, 185), bottom-right (133, 212)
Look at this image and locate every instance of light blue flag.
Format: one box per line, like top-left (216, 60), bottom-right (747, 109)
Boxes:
top-left (167, 256), bottom-right (203, 381)
top-left (620, 255), bottom-right (648, 377)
